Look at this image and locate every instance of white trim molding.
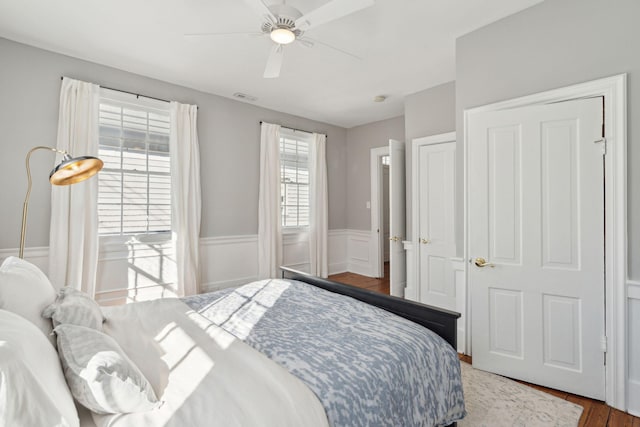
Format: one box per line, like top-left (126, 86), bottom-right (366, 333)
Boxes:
top-left (451, 257), bottom-right (466, 354)
top-left (464, 74), bottom-right (628, 410)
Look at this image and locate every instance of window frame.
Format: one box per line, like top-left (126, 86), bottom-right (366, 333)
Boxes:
top-left (97, 89), bottom-right (172, 238)
top-left (279, 128), bottom-right (312, 231)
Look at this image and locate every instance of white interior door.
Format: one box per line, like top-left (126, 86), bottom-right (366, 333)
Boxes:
top-left (417, 141), bottom-right (456, 310)
top-left (468, 97), bottom-right (605, 399)
top-left (389, 139), bottom-right (406, 297)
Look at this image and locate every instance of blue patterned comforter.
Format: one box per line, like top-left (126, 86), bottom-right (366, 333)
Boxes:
top-left (183, 279), bottom-right (465, 427)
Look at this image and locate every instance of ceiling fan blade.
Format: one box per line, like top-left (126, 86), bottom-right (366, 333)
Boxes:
top-left (264, 44), bottom-right (284, 78)
top-left (302, 36), bottom-right (362, 60)
top-left (184, 31), bottom-right (263, 37)
top-left (295, 0), bottom-right (374, 31)
top-left (242, 0), bottom-right (277, 24)
top-left (296, 37), bottom-right (315, 48)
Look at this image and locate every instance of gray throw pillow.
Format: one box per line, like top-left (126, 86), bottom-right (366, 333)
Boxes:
top-left (54, 323), bottom-right (159, 414)
top-left (43, 287), bottom-right (104, 330)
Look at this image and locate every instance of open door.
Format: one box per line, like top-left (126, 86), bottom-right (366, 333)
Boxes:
top-left (389, 139), bottom-right (406, 297)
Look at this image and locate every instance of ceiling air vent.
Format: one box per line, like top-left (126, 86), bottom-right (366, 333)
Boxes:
top-left (233, 92), bottom-right (258, 102)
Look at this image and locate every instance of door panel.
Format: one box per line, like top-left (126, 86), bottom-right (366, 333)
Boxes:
top-left (468, 97), bottom-right (605, 399)
top-left (541, 120), bottom-right (579, 269)
top-left (488, 126), bottom-right (521, 264)
top-left (488, 288), bottom-right (523, 358)
top-left (417, 142), bottom-right (456, 310)
top-left (543, 294), bottom-right (581, 370)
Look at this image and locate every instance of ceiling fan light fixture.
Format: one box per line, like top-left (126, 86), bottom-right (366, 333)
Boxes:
top-left (270, 27), bottom-right (295, 45)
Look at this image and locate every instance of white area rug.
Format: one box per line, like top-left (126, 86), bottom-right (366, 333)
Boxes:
top-left (459, 362), bottom-right (584, 427)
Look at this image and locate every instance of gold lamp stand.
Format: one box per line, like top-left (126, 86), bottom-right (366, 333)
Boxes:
top-left (19, 146), bottom-right (103, 259)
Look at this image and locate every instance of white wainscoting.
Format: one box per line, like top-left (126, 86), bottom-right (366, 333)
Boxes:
top-left (0, 247), bottom-right (49, 275)
top-left (403, 245), bottom-right (466, 353)
top-left (1, 229), bottom-right (359, 299)
top-left (199, 235), bottom-right (260, 293)
top-left (348, 229), bottom-right (375, 277)
top-left (629, 280), bottom-right (640, 416)
top-left (199, 229), bottom-right (353, 293)
top-left (96, 235), bottom-right (176, 305)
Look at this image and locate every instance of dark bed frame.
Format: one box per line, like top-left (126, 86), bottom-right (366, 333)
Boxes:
top-left (280, 266), bottom-right (461, 351)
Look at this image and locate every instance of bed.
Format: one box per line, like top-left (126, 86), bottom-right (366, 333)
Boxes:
top-left (0, 257), bottom-right (465, 427)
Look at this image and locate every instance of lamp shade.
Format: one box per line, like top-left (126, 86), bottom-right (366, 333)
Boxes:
top-left (49, 154), bottom-right (104, 186)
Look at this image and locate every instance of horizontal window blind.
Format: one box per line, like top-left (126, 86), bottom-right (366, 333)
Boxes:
top-left (280, 130), bottom-right (311, 228)
top-left (98, 99), bottom-right (171, 235)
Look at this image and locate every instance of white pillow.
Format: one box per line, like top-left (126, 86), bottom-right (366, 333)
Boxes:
top-left (0, 309), bottom-right (79, 427)
top-left (0, 256), bottom-right (56, 343)
top-left (43, 287), bottom-right (104, 330)
top-left (54, 324), bottom-right (159, 415)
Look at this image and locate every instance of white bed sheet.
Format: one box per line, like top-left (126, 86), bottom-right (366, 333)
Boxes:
top-left (90, 298), bottom-right (328, 427)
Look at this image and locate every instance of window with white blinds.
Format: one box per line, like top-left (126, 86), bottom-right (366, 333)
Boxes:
top-left (97, 97), bottom-right (171, 235)
top-left (280, 130), bottom-right (311, 228)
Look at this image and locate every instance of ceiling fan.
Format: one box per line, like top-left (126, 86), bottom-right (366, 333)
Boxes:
top-left (187, 0), bottom-right (375, 78)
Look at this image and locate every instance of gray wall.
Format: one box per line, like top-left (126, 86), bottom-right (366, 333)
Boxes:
top-left (456, 0), bottom-right (640, 279)
top-left (403, 81), bottom-right (456, 238)
top-left (345, 116), bottom-right (405, 231)
top-left (0, 38), bottom-right (348, 250)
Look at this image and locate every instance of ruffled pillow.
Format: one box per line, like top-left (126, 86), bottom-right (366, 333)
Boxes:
top-left (54, 323), bottom-right (159, 414)
top-left (43, 287), bottom-right (104, 330)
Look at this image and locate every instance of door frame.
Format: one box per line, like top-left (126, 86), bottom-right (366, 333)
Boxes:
top-left (370, 146), bottom-right (389, 278)
top-left (463, 74), bottom-right (627, 409)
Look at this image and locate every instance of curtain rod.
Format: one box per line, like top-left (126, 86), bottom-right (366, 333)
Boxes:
top-left (61, 76), bottom-right (171, 104)
top-left (259, 121), bottom-right (327, 138)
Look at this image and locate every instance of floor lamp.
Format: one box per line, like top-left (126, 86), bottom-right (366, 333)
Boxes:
top-left (19, 146), bottom-right (104, 259)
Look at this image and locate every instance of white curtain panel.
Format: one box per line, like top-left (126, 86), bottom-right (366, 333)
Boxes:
top-left (257, 122), bottom-right (282, 279)
top-left (309, 133), bottom-right (328, 278)
top-left (49, 77), bottom-right (100, 296)
top-left (170, 102), bottom-right (202, 297)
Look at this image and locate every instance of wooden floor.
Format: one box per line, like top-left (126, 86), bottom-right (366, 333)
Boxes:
top-left (328, 265), bottom-right (640, 427)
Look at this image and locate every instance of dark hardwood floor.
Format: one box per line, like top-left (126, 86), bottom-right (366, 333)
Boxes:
top-left (328, 265), bottom-right (640, 427)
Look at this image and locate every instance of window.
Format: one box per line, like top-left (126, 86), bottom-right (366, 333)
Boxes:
top-left (280, 129), bottom-right (311, 228)
top-left (97, 94), bottom-right (171, 235)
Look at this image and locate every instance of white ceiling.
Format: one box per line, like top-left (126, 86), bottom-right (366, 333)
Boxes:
top-left (0, 0), bottom-right (542, 128)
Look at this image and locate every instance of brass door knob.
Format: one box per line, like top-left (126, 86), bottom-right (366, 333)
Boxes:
top-left (420, 238), bottom-right (430, 244)
top-left (474, 257), bottom-right (495, 268)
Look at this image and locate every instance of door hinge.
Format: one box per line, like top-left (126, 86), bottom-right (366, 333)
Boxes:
top-left (594, 138), bottom-right (607, 155)
top-left (601, 335), bottom-right (607, 365)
